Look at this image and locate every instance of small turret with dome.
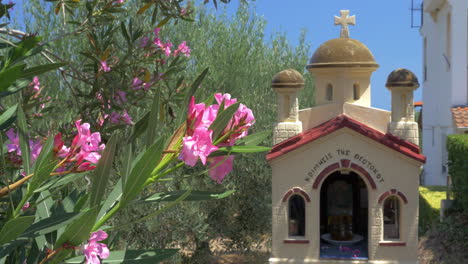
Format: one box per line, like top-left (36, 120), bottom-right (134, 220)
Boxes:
top-left (307, 10), bottom-right (379, 107)
top-left (271, 69), bottom-right (304, 145)
top-left (386, 68), bottom-right (420, 145)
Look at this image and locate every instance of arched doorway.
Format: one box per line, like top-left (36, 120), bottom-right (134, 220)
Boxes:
top-left (319, 170), bottom-right (369, 260)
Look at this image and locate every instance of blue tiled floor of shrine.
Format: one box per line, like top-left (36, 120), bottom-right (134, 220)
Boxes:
top-left (320, 239), bottom-right (368, 260)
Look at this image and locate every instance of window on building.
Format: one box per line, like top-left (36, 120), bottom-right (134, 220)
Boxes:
top-left (353, 84), bottom-right (360, 100)
top-left (288, 195), bottom-right (305, 237)
top-left (383, 196), bottom-right (400, 240)
top-left (326, 84), bottom-right (333, 101)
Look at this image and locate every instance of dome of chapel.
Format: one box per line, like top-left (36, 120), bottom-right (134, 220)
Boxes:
top-left (307, 38), bottom-right (379, 69)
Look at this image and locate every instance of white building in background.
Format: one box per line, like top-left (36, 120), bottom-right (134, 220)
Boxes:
top-left (419, 0), bottom-right (468, 186)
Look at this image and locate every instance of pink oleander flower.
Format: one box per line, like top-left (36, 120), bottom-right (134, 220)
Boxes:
top-left (174, 41), bottom-right (191, 57)
top-left (109, 112), bottom-right (120, 124)
top-left (53, 121), bottom-right (105, 172)
top-left (153, 37), bottom-right (162, 47)
top-left (208, 155), bottom-right (234, 184)
top-left (114, 0), bottom-right (125, 4)
top-left (114, 90), bottom-right (127, 105)
top-left (30, 140), bottom-right (43, 161)
top-left (121, 110), bottom-right (133, 125)
top-left (139, 36), bottom-right (149, 48)
top-left (214, 93), bottom-right (237, 107)
top-left (21, 202), bottom-right (29, 212)
top-left (99, 61), bottom-right (111, 72)
top-left (179, 94), bottom-right (255, 183)
top-left (6, 128), bottom-right (43, 162)
top-left (179, 126), bottom-right (218, 166)
top-left (131, 77), bottom-right (143, 90)
top-left (180, 8), bottom-right (187, 16)
top-left (154, 28), bottom-right (161, 36)
top-left (160, 42), bottom-right (173, 57)
top-left (187, 96), bottom-right (218, 133)
top-left (83, 230), bottom-right (110, 264)
top-left (109, 111), bottom-right (132, 125)
top-left (31, 76), bottom-right (40, 92)
top-left (6, 128), bottom-right (20, 155)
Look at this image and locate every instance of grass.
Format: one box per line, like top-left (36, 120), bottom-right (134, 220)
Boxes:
top-left (419, 186), bottom-right (447, 234)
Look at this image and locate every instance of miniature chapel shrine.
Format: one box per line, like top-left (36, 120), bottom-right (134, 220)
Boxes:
top-left (267, 10), bottom-right (425, 264)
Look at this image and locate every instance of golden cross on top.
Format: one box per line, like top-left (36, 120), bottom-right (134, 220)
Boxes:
top-left (334, 10), bottom-right (356, 38)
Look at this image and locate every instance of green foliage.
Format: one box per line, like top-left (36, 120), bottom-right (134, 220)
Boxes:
top-left (0, 1), bottom-right (283, 263)
top-left (419, 185), bottom-right (447, 234)
top-left (447, 134), bottom-right (468, 211)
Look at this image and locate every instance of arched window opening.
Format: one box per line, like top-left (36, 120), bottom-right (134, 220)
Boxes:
top-left (383, 196), bottom-right (400, 240)
top-left (326, 83), bottom-right (333, 101)
top-left (353, 84), bottom-right (360, 100)
top-left (288, 194), bottom-right (305, 237)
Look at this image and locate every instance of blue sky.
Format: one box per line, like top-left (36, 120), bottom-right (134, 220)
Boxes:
top-left (217, 0), bottom-right (423, 110)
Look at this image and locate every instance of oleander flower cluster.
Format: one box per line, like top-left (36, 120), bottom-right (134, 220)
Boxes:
top-left (53, 120), bottom-right (105, 172)
top-left (179, 93), bottom-right (254, 183)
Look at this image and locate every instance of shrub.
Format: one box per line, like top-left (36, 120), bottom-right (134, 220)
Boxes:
top-left (446, 134), bottom-right (468, 211)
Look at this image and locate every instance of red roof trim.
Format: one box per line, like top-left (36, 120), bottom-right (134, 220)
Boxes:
top-left (266, 115), bottom-right (426, 163)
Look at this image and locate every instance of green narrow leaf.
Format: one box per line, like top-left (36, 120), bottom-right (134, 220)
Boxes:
top-left (128, 111), bottom-right (149, 142)
top-left (20, 212), bottom-right (80, 238)
top-left (209, 102), bottom-right (240, 140)
top-left (120, 22), bottom-right (131, 45)
top-left (0, 238), bottom-right (28, 259)
top-left (0, 79), bottom-right (29, 99)
top-left (155, 16), bottom-right (170, 28)
top-left (16, 105), bottom-right (30, 175)
top-left (137, 2), bottom-right (153, 14)
top-left (97, 179), bottom-right (122, 222)
top-left (235, 130), bottom-right (270, 146)
top-left (216, 145), bottom-right (271, 154)
top-left (28, 136), bottom-right (56, 194)
top-left (0, 216), bottom-right (35, 244)
top-left (0, 103), bottom-right (17, 129)
top-left (20, 62), bottom-right (68, 78)
top-left (121, 138), bottom-right (164, 205)
top-left (121, 144), bottom-right (132, 187)
top-left (145, 91), bottom-right (159, 146)
top-left (55, 206), bottom-right (99, 247)
top-left (90, 134), bottom-right (118, 208)
top-left (33, 173), bottom-right (86, 193)
top-left (142, 190), bottom-right (235, 203)
top-left (36, 190), bottom-right (53, 221)
top-left (64, 249), bottom-right (179, 263)
top-left (177, 68), bottom-right (209, 125)
top-left (0, 63), bottom-right (26, 92)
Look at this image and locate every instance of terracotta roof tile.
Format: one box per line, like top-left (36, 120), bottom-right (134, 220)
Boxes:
top-left (266, 115), bottom-right (426, 163)
top-left (451, 107), bottom-right (468, 128)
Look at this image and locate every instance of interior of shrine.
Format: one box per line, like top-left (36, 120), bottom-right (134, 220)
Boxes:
top-left (319, 171), bottom-right (369, 260)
